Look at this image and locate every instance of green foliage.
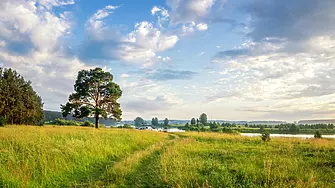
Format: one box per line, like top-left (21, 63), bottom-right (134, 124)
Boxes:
top-left (164, 118), bottom-right (169, 126)
top-left (50, 118), bottom-right (81, 126)
top-left (259, 125), bottom-right (265, 132)
top-left (0, 117), bottom-right (5, 127)
top-left (134, 117), bottom-right (145, 127)
top-left (314, 131), bottom-right (322, 138)
top-left (81, 121), bottom-right (94, 127)
top-left (119, 124), bottom-right (134, 129)
top-left (261, 132), bottom-right (271, 142)
top-left (61, 68), bottom-right (122, 129)
top-left (289, 124), bottom-right (300, 133)
top-left (199, 113), bottom-right (208, 125)
top-left (151, 117), bottom-right (159, 127)
top-left (191, 118), bottom-right (196, 126)
top-left (0, 68), bottom-right (44, 125)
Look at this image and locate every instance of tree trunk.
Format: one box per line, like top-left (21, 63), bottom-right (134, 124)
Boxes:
top-left (95, 113), bottom-right (99, 129)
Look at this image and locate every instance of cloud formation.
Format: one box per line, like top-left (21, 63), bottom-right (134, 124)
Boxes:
top-left (147, 69), bottom-right (197, 81)
top-left (208, 0), bottom-right (335, 119)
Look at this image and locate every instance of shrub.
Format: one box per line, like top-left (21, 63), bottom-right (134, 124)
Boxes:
top-left (314, 131), bottom-right (322, 139)
top-left (52, 118), bottom-right (81, 126)
top-left (231, 130), bottom-right (240, 135)
top-left (261, 132), bottom-right (271, 142)
top-left (0, 117), bottom-right (6, 127)
top-left (81, 121), bottom-right (94, 127)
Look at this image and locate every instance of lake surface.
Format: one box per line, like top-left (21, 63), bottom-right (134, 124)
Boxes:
top-left (241, 133), bottom-right (335, 139)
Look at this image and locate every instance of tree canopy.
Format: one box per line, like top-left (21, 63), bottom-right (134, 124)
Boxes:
top-left (0, 68), bottom-right (44, 125)
top-left (164, 118), bottom-right (169, 126)
top-left (152, 117), bottom-right (159, 127)
top-left (134, 117), bottom-right (145, 127)
top-left (191, 118), bottom-right (196, 126)
top-left (199, 113), bottom-right (208, 125)
top-left (61, 68), bottom-right (122, 128)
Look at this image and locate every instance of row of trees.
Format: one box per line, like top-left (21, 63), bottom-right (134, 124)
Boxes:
top-left (134, 117), bottom-right (169, 127)
top-left (0, 68), bottom-right (44, 125)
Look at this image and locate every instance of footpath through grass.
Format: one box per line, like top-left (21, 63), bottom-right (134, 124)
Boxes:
top-left (0, 126), bottom-right (334, 187)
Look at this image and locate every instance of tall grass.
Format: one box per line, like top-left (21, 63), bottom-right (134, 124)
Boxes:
top-left (0, 126), bottom-right (167, 187)
top-left (0, 127), bottom-right (334, 187)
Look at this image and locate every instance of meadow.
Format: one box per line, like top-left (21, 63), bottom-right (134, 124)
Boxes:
top-left (0, 126), bottom-right (334, 187)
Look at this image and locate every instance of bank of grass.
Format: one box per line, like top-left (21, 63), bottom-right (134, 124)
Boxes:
top-left (0, 127), bottom-right (334, 187)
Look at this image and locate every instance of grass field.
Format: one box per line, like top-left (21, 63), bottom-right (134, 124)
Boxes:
top-left (0, 126), bottom-right (334, 187)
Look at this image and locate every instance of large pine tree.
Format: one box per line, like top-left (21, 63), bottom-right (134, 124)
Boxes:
top-left (0, 68), bottom-right (44, 125)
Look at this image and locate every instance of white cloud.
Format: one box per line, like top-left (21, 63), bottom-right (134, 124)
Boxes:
top-left (120, 74), bottom-right (130, 78)
top-left (37, 0), bottom-right (75, 9)
top-left (196, 23), bottom-right (208, 31)
top-left (0, 0), bottom-right (71, 52)
top-left (82, 18), bottom-right (179, 65)
top-left (166, 0), bottom-right (216, 24)
top-left (86, 5), bottom-right (119, 34)
top-left (0, 0), bottom-right (91, 111)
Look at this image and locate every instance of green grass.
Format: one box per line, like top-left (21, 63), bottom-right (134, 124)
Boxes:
top-left (0, 127), bottom-right (334, 187)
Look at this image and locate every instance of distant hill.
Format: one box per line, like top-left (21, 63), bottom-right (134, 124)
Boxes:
top-left (298, 119), bottom-right (335, 125)
top-left (43, 110), bottom-right (117, 125)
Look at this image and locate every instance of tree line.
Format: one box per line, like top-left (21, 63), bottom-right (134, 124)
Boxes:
top-left (0, 68), bottom-right (43, 126)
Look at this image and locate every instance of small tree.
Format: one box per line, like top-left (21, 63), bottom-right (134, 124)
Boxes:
top-left (314, 131), bottom-right (322, 139)
top-left (261, 132), bottom-right (271, 142)
top-left (151, 117), bottom-right (158, 127)
top-left (164, 118), bottom-right (169, 127)
top-left (199, 113), bottom-right (208, 125)
top-left (191, 118), bottom-right (196, 126)
top-left (134, 117), bottom-right (145, 127)
top-left (151, 118), bottom-right (155, 126)
top-left (61, 68), bottom-right (122, 128)
top-left (289, 124), bottom-right (299, 133)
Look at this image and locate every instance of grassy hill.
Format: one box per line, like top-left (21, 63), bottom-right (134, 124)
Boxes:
top-left (0, 126), bottom-right (334, 187)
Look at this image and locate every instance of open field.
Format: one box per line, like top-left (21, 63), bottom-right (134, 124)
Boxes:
top-left (0, 126), bottom-right (334, 187)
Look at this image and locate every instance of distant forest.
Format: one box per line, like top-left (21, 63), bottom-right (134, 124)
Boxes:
top-left (43, 111), bottom-right (117, 125)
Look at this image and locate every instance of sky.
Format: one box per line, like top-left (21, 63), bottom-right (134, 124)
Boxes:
top-left (1, 0), bottom-right (335, 122)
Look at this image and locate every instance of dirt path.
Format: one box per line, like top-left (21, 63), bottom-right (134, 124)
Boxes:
top-left (71, 133), bottom-right (182, 187)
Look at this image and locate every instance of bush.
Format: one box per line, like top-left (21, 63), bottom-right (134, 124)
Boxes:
top-left (231, 130), bottom-right (240, 135)
top-left (51, 118), bottom-right (81, 126)
top-left (314, 131), bottom-right (322, 138)
top-left (81, 121), bottom-right (94, 127)
top-left (261, 132), bottom-right (271, 142)
top-left (0, 117), bottom-right (6, 127)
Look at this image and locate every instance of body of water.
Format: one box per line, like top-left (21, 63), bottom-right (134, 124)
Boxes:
top-left (241, 133), bottom-right (335, 139)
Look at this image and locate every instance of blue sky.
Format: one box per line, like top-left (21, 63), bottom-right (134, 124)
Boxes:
top-left (1, 0), bottom-right (335, 121)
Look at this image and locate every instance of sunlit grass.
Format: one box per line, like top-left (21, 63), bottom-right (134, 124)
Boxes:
top-left (0, 126), bottom-right (167, 187)
top-left (0, 127), bottom-right (334, 187)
